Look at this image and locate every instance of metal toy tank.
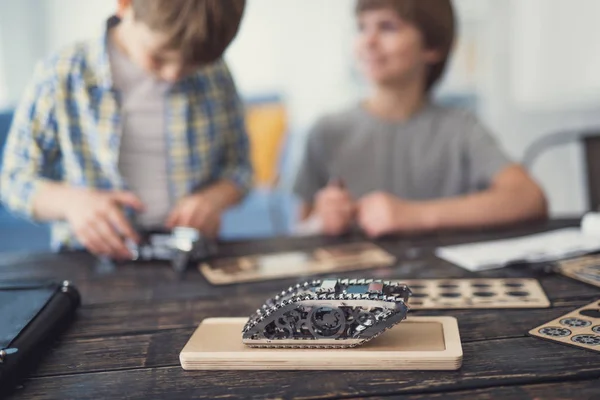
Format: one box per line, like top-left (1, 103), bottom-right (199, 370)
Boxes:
top-left (242, 279), bottom-right (412, 348)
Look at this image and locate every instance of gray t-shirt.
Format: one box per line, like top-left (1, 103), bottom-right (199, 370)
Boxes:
top-left (108, 38), bottom-right (172, 229)
top-left (293, 102), bottom-right (513, 204)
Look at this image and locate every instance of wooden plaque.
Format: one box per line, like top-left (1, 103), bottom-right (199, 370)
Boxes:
top-left (180, 316), bottom-right (463, 371)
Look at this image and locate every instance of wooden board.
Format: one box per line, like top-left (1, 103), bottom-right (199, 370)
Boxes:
top-left (198, 242), bottom-right (395, 285)
top-left (179, 316), bottom-right (462, 371)
top-left (398, 278), bottom-right (551, 310)
top-left (555, 255), bottom-right (600, 288)
top-left (529, 299), bottom-right (600, 353)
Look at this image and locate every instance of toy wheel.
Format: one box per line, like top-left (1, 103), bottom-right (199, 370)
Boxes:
top-left (571, 334), bottom-right (600, 346)
top-left (539, 327), bottom-right (571, 337)
top-left (560, 318), bottom-right (591, 328)
top-left (307, 307), bottom-right (346, 339)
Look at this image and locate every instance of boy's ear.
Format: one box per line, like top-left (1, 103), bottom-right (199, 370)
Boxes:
top-left (424, 48), bottom-right (444, 65)
top-left (116, 0), bottom-right (133, 18)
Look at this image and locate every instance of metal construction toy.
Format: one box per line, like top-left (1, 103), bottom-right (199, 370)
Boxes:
top-left (242, 278), bottom-right (412, 348)
top-left (126, 227), bottom-right (218, 272)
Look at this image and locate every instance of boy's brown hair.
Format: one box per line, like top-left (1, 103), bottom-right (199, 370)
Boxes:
top-left (356, 0), bottom-right (456, 91)
top-left (131, 0), bottom-right (246, 65)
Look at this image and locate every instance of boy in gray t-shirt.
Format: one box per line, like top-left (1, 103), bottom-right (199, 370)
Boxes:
top-left (293, 0), bottom-right (547, 238)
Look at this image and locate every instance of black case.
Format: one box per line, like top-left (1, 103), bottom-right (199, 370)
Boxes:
top-left (0, 280), bottom-right (80, 397)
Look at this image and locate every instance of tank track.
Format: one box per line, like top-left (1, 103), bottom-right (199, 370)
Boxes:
top-left (242, 279), bottom-right (412, 349)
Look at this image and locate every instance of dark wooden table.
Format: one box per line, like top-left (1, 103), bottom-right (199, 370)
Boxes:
top-left (2, 218), bottom-right (600, 400)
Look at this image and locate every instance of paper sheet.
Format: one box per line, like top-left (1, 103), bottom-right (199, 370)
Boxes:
top-left (435, 213), bottom-right (600, 271)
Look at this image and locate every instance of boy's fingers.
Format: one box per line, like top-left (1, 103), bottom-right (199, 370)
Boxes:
top-left (357, 209), bottom-right (369, 228)
top-left (82, 227), bottom-right (112, 256)
top-left (165, 208), bottom-right (179, 228)
top-left (110, 191), bottom-right (146, 211)
top-left (95, 219), bottom-right (130, 258)
top-left (201, 216), bottom-right (220, 238)
top-left (322, 187), bottom-right (350, 200)
top-left (321, 203), bottom-right (354, 217)
top-left (318, 195), bottom-right (354, 212)
top-left (108, 208), bottom-right (140, 243)
top-left (328, 177), bottom-right (346, 189)
top-left (323, 216), bottom-right (349, 236)
top-left (191, 213), bottom-right (209, 231)
top-left (174, 204), bottom-right (196, 227)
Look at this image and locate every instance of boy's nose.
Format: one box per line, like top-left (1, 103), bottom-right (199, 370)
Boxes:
top-left (361, 30), bottom-right (379, 48)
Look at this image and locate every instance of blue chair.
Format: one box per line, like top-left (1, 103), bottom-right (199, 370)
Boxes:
top-left (0, 110), bottom-right (52, 254)
top-left (220, 106), bottom-right (299, 240)
top-left (0, 110), bottom-right (13, 167)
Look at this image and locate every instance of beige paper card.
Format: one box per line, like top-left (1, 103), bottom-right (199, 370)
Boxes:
top-left (199, 243), bottom-right (395, 285)
top-left (529, 299), bottom-right (600, 353)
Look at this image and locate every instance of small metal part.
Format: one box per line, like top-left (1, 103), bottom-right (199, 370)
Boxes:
top-left (0, 348), bottom-right (17, 364)
top-left (171, 227), bottom-right (199, 252)
top-left (571, 334), bottom-right (600, 346)
top-left (367, 282), bottom-right (384, 294)
top-left (316, 279), bottom-right (338, 294)
top-left (119, 227), bottom-right (218, 272)
top-left (346, 285), bottom-right (367, 294)
top-left (125, 239), bottom-right (139, 260)
top-left (539, 327), bottom-right (572, 337)
top-left (560, 318), bottom-right (592, 328)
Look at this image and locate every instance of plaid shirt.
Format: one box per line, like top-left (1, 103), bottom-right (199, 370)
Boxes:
top-left (0, 18), bottom-right (253, 250)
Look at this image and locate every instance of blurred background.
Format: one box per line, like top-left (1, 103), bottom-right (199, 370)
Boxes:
top-left (1, 0), bottom-right (600, 253)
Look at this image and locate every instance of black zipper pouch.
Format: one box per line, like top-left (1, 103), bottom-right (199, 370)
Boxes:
top-left (0, 280), bottom-right (80, 397)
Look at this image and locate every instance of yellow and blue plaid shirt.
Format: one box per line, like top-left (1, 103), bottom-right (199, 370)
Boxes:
top-left (0, 19), bottom-right (253, 250)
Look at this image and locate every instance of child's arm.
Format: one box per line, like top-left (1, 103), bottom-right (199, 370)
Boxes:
top-left (357, 165), bottom-right (547, 237)
top-left (166, 61), bottom-right (252, 235)
top-left (292, 124), bottom-right (356, 235)
top-left (308, 183), bottom-right (356, 236)
top-left (0, 63), bottom-right (143, 258)
top-left (0, 62), bottom-right (62, 221)
top-left (357, 115), bottom-right (548, 238)
top-left (202, 60), bottom-right (253, 206)
top-left (418, 165), bottom-right (548, 228)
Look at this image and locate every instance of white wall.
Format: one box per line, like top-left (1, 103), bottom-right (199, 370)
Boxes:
top-left (476, 0), bottom-right (600, 215)
top-left (43, 0), bottom-right (114, 55)
top-left (225, 0), bottom-right (361, 184)
top-left (0, 0), bottom-right (46, 106)
top-left (0, 30), bottom-right (8, 107)
top-left (511, 0), bottom-right (600, 111)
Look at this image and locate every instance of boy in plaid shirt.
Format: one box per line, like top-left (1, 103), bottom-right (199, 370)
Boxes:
top-left (0, 0), bottom-right (252, 259)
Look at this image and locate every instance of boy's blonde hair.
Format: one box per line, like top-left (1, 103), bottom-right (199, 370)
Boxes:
top-left (131, 0), bottom-right (246, 65)
top-left (356, 0), bottom-right (456, 91)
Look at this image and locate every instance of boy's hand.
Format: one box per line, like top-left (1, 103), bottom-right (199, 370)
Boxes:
top-left (165, 192), bottom-right (222, 238)
top-left (314, 185), bottom-right (356, 236)
top-left (64, 189), bottom-right (144, 259)
top-left (357, 192), bottom-right (428, 238)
